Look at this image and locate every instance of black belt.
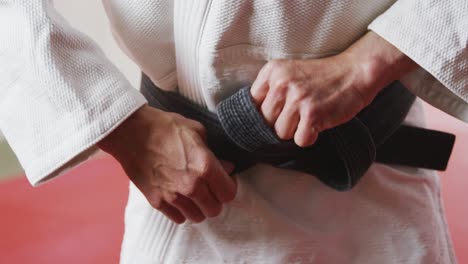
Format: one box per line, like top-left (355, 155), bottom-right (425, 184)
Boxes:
top-left (140, 74), bottom-right (455, 191)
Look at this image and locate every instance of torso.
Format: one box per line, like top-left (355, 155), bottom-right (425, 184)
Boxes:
top-left (102, 1), bottom-right (456, 263)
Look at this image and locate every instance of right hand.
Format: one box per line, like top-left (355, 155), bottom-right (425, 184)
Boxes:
top-left (98, 105), bottom-right (237, 224)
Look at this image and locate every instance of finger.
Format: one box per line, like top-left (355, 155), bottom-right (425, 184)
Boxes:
top-left (250, 81), bottom-right (269, 106)
top-left (157, 200), bottom-right (186, 224)
top-left (294, 114), bottom-right (319, 147)
top-left (205, 155), bottom-right (237, 203)
top-left (220, 160), bottom-right (235, 175)
top-left (274, 104), bottom-right (300, 140)
top-left (260, 86), bottom-right (287, 126)
top-left (218, 160), bottom-right (238, 200)
top-left (167, 192), bottom-right (206, 223)
top-left (189, 181), bottom-right (223, 218)
top-left (250, 63), bottom-right (272, 105)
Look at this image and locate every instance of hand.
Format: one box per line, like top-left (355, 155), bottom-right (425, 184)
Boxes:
top-left (98, 105), bottom-right (237, 224)
top-left (250, 31), bottom-right (418, 147)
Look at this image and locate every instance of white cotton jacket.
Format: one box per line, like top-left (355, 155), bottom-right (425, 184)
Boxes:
top-left (0, 0), bottom-right (467, 184)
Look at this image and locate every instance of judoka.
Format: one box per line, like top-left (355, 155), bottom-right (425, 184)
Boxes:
top-left (1, 0), bottom-right (467, 263)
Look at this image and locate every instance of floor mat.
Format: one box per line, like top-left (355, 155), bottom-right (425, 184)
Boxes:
top-left (0, 157), bottom-right (129, 264)
top-left (425, 105), bottom-right (468, 264)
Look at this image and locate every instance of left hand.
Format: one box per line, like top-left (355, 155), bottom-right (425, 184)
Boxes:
top-left (250, 31), bottom-right (418, 147)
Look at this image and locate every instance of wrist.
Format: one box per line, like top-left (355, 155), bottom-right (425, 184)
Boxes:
top-left (343, 31), bottom-right (418, 97)
top-left (98, 104), bottom-right (150, 157)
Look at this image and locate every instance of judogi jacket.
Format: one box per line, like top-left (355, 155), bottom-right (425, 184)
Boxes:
top-left (0, 0), bottom-right (466, 184)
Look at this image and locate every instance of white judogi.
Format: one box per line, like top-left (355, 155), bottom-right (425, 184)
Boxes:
top-left (1, 1), bottom-right (467, 263)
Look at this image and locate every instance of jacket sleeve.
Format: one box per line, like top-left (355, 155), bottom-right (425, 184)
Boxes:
top-left (0, 0), bottom-right (147, 185)
top-left (368, 0), bottom-right (468, 122)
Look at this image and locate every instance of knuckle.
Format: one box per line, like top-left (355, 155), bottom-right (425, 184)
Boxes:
top-left (305, 106), bottom-right (321, 120)
top-left (165, 194), bottom-right (179, 204)
top-left (192, 121), bottom-right (206, 134)
top-left (197, 159), bottom-right (211, 178)
top-left (149, 197), bottom-right (163, 209)
top-left (271, 78), bottom-right (290, 92)
top-left (193, 152), bottom-right (212, 177)
top-left (180, 183), bottom-right (198, 197)
top-left (260, 62), bottom-right (273, 75)
top-left (283, 101), bottom-right (298, 113)
top-left (181, 177), bottom-right (204, 197)
top-left (289, 87), bottom-right (307, 103)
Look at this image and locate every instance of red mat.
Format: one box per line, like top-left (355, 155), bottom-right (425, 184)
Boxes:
top-left (0, 105), bottom-right (466, 264)
top-left (425, 106), bottom-right (468, 263)
top-left (0, 157), bottom-right (129, 264)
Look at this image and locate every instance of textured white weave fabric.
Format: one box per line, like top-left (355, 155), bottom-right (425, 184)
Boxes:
top-left (0, 0), bottom-right (147, 184)
top-left (0, 0), bottom-right (466, 263)
top-left (369, 0), bottom-right (468, 121)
